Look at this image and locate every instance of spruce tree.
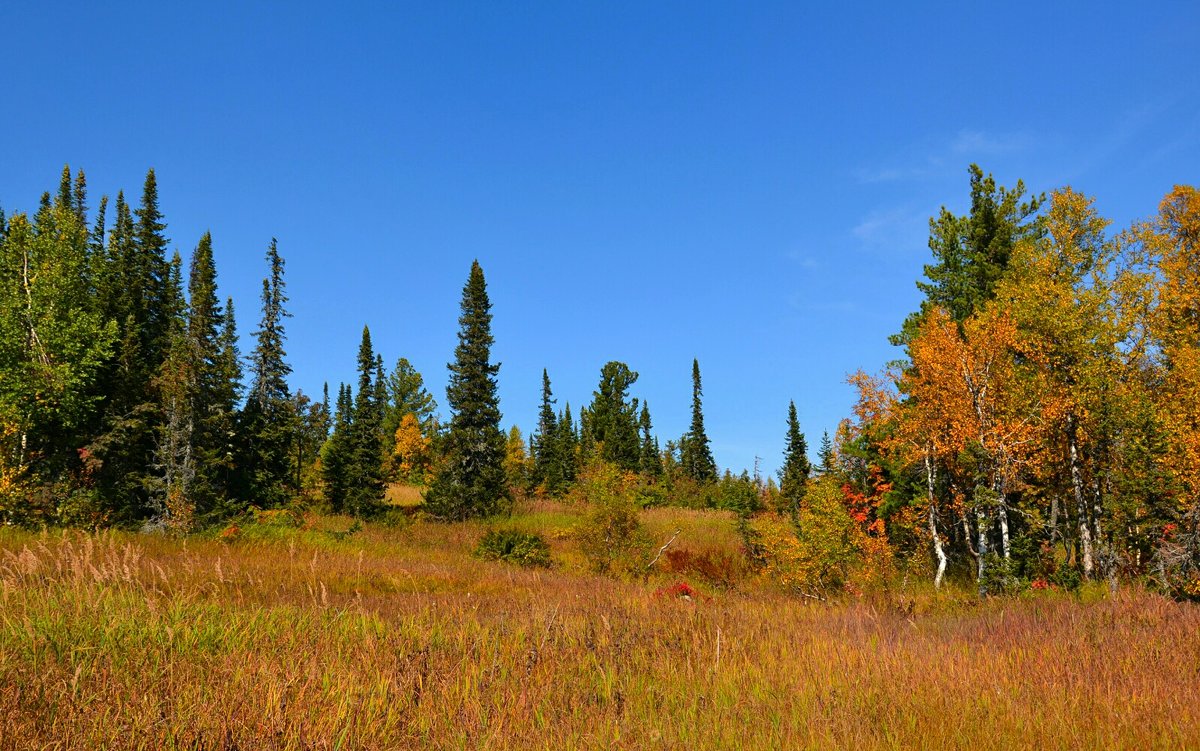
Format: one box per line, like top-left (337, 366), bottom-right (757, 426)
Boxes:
top-left (817, 430), bottom-right (835, 475)
top-left (680, 359), bottom-right (718, 483)
top-left (151, 252), bottom-right (196, 528)
top-left (425, 261), bottom-right (509, 519)
top-left (779, 401), bottom-right (811, 511)
top-left (532, 369), bottom-right (562, 492)
top-left (557, 403), bottom-right (578, 486)
top-left (583, 361), bottom-right (641, 471)
top-left (639, 401), bottom-right (662, 477)
top-left (240, 239), bottom-right (294, 507)
top-left (345, 326), bottom-right (385, 516)
top-left (186, 232), bottom-right (228, 515)
top-left (322, 383), bottom-right (353, 512)
top-left (134, 169), bottom-right (170, 365)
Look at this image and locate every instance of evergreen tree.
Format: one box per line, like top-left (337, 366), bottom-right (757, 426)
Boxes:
top-left (680, 359), bottom-right (718, 483)
top-left (895, 164), bottom-right (1044, 345)
top-left (779, 401), bottom-right (811, 511)
top-left (240, 239), bottom-right (294, 507)
top-left (185, 232), bottom-right (228, 516)
top-left (322, 383), bottom-right (353, 512)
top-left (345, 326), bottom-right (385, 515)
top-left (425, 261), bottom-right (509, 519)
top-left (151, 252), bottom-right (196, 528)
top-left (639, 401), bottom-right (662, 477)
top-left (557, 402), bottom-right (579, 485)
top-left (532, 369), bottom-right (563, 491)
top-left (134, 169), bottom-right (171, 365)
top-left (582, 361), bottom-right (641, 471)
top-left (816, 430), bottom-right (835, 475)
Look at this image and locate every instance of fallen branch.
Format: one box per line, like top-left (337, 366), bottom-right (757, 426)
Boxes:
top-left (646, 529), bottom-right (682, 571)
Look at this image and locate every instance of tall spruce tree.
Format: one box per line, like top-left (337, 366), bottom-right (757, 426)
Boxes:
top-left (425, 261), bottom-right (509, 519)
top-left (779, 401), bottom-right (811, 510)
top-left (532, 369), bottom-right (563, 492)
top-left (345, 326), bottom-right (385, 515)
top-left (558, 402), bottom-right (578, 485)
top-left (151, 252), bottom-right (196, 528)
top-left (322, 383), bottom-right (353, 512)
top-left (639, 401), bottom-right (662, 477)
top-left (680, 359), bottom-right (718, 483)
top-left (240, 239), bottom-right (294, 507)
top-left (185, 232), bottom-right (228, 516)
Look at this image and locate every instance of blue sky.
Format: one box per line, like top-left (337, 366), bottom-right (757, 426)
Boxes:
top-left (3, 2), bottom-right (1198, 476)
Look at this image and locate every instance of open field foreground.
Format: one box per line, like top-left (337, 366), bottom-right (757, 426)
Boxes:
top-left (2, 506), bottom-right (1199, 751)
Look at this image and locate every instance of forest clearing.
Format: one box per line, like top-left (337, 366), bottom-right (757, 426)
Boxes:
top-left (2, 497), bottom-right (1198, 750)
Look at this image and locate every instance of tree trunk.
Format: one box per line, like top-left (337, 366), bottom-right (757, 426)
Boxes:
top-left (1067, 413), bottom-right (1094, 578)
top-left (976, 496), bottom-right (990, 592)
top-left (924, 451), bottom-right (948, 589)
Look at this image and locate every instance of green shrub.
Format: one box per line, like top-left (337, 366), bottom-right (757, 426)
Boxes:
top-left (572, 459), bottom-right (648, 574)
top-left (476, 528), bottom-right (552, 567)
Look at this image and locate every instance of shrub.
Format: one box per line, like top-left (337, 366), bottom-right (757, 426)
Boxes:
top-left (572, 459), bottom-right (648, 574)
top-left (475, 528), bottom-right (552, 567)
top-left (743, 475), bottom-right (894, 598)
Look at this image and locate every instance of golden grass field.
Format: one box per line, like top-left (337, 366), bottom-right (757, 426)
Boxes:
top-left (2, 498), bottom-right (1198, 750)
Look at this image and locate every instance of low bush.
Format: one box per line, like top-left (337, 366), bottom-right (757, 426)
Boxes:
top-left (475, 528), bottom-right (552, 567)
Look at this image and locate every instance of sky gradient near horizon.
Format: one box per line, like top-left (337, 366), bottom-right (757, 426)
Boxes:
top-left (3, 2), bottom-right (1198, 476)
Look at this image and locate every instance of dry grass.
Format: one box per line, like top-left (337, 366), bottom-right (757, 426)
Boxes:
top-left (1, 508), bottom-right (1198, 750)
top-left (384, 483), bottom-right (425, 508)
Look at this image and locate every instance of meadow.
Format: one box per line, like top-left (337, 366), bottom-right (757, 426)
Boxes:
top-left (2, 499), bottom-right (1198, 750)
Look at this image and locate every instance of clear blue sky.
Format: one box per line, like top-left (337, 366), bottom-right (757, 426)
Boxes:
top-left (3, 2), bottom-right (1198, 477)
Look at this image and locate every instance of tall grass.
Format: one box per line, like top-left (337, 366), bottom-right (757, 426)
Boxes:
top-left (1, 512), bottom-right (1198, 750)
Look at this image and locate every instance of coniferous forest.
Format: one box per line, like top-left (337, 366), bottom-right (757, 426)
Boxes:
top-left (4, 164), bottom-right (1200, 748)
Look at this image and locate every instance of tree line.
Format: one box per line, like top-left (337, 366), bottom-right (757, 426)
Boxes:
top-left (0, 166), bottom-right (795, 530)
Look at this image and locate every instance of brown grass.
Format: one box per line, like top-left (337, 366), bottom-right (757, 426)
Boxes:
top-left (1, 509), bottom-right (1198, 750)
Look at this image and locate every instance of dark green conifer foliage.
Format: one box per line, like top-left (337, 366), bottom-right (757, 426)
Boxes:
top-left (532, 369), bottom-right (564, 492)
top-left (345, 326), bottom-right (385, 516)
top-left (639, 401), bottom-right (662, 477)
top-left (895, 164), bottom-right (1044, 345)
top-left (240, 239), bottom-right (294, 507)
top-left (817, 430), bottom-right (835, 475)
top-left (185, 232), bottom-right (230, 515)
top-left (72, 169), bottom-right (88, 226)
top-left (582, 361), bottom-right (641, 471)
top-left (56, 166), bottom-right (74, 213)
top-left (134, 169), bottom-right (170, 365)
top-left (557, 403), bottom-right (578, 485)
top-left (680, 359), bottom-right (718, 483)
top-left (779, 401), bottom-right (811, 510)
top-left (151, 252), bottom-right (196, 523)
top-left (426, 261), bottom-right (509, 519)
top-left (322, 383), bottom-right (353, 512)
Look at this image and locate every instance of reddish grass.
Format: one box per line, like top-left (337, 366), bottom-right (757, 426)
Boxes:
top-left (1, 513), bottom-right (1198, 750)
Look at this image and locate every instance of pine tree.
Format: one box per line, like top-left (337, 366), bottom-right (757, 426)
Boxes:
top-left (240, 239), bottom-right (294, 507)
top-left (779, 401), bottom-right (811, 511)
top-left (680, 359), bottom-right (718, 483)
top-left (425, 261), bottom-right (509, 519)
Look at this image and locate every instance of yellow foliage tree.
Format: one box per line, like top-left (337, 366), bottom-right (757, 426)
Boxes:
top-left (391, 413), bottom-right (432, 485)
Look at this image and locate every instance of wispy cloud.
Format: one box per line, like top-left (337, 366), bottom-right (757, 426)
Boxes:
top-left (851, 206), bottom-right (929, 249)
top-left (855, 129), bottom-right (1037, 185)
